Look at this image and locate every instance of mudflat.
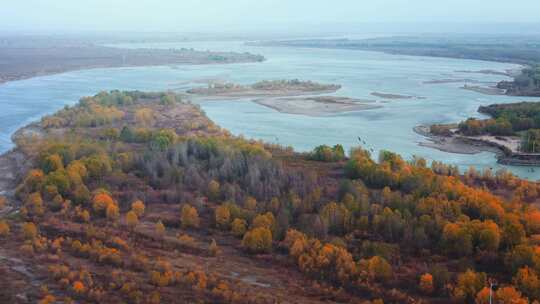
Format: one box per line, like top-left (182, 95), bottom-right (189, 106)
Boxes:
top-left (253, 96), bottom-right (381, 116)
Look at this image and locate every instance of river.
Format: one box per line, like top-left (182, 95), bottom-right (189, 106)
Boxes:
top-left (1, 40), bottom-right (538, 180)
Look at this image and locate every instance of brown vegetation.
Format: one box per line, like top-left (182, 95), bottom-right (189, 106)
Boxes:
top-left (1, 90), bottom-right (540, 303)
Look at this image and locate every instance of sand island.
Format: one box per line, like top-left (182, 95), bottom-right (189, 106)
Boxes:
top-left (187, 79), bottom-right (383, 116)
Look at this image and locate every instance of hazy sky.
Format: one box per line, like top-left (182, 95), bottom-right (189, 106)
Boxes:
top-left (2, 0), bottom-right (540, 33)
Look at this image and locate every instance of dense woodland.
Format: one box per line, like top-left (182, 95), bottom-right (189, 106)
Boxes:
top-left (2, 91), bottom-right (540, 303)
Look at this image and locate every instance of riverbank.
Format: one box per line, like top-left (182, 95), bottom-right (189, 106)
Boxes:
top-left (0, 123), bottom-right (42, 212)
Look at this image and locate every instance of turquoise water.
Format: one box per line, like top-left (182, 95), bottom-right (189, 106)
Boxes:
top-left (1, 40), bottom-right (539, 180)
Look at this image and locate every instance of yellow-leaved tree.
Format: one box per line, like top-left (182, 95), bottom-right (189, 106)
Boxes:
top-left (180, 205), bottom-right (200, 229)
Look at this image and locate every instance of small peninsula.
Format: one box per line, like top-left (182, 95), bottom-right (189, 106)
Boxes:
top-left (418, 101), bottom-right (540, 165)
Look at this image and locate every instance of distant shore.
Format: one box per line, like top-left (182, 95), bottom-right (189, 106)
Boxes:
top-left (0, 45), bottom-right (264, 86)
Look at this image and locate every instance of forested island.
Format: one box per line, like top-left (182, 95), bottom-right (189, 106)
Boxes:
top-left (1, 91), bottom-right (540, 303)
top-left (422, 101), bottom-right (540, 165)
top-left (250, 35), bottom-right (540, 97)
top-left (0, 37), bottom-right (264, 85)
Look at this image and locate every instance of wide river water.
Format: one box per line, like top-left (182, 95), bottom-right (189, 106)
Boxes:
top-left (1, 40), bottom-right (539, 180)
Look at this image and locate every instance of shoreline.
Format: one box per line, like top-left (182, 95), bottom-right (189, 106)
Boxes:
top-left (0, 124), bottom-right (40, 203)
top-left (414, 125), bottom-right (497, 155)
top-left (0, 60), bottom-right (261, 87)
top-left (461, 84), bottom-right (506, 96)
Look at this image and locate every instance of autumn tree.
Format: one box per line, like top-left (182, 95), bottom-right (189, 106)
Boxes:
top-left (155, 221), bottom-right (166, 237)
top-left (242, 227), bottom-right (272, 253)
top-left (42, 153), bottom-right (64, 173)
top-left (442, 222), bottom-right (472, 257)
top-left (74, 207), bottom-right (90, 223)
top-left (231, 218), bottom-right (247, 237)
top-left (209, 239), bottom-right (219, 256)
top-left (476, 220), bottom-right (501, 252)
top-left (106, 203), bottom-right (120, 222)
top-left (25, 192), bottom-right (45, 217)
top-left (39, 294), bottom-right (56, 304)
top-left (134, 108), bottom-right (155, 126)
top-left (475, 287), bottom-right (491, 304)
top-left (180, 204), bottom-right (200, 229)
top-left (502, 217), bottom-right (526, 248)
top-left (494, 286), bottom-right (528, 304)
top-left (72, 281), bottom-right (86, 294)
top-left (419, 273), bottom-right (434, 295)
top-left (513, 266), bottom-right (540, 300)
top-left (207, 180), bottom-right (220, 201)
top-left (252, 212), bottom-right (276, 235)
top-left (525, 209), bottom-right (540, 234)
top-left (453, 269), bottom-right (486, 303)
top-left (0, 220), bottom-right (10, 237)
top-left (215, 205), bottom-right (231, 229)
top-left (505, 244), bottom-right (539, 274)
top-left (92, 193), bottom-right (115, 216)
top-left (131, 200), bottom-right (145, 217)
top-left (320, 202), bottom-right (350, 235)
top-left (126, 211), bottom-right (139, 231)
top-left (244, 196), bottom-right (257, 211)
top-left (366, 256), bottom-right (393, 283)
top-left (22, 222), bottom-right (38, 240)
